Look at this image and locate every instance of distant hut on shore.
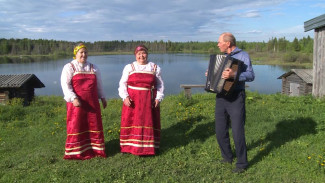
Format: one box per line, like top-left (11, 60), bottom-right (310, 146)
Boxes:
top-left (278, 69), bottom-right (312, 96)
top-left (304, 14), bottom-right (325, 98)
top-left (0, 74), bottom-right (45, 106)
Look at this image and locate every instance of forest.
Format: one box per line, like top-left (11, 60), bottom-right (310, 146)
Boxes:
top-left (0, 36), bottom-right (314, 64)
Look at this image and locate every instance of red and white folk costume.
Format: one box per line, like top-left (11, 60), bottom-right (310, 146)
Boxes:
top-left (118, 62), bottom-right (164, 155)
top-left (61, 59), bottom-right (106, 160)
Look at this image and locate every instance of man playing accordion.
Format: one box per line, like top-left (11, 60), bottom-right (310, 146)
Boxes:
top-left (209, 32), bottom-right (255, 173)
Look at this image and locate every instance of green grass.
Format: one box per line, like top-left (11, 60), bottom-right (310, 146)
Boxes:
top-left (1, 92), bottom-right (325, 182)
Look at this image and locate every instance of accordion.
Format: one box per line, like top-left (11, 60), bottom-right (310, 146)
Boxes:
top-left (205, 54), bottom-right (242, 95)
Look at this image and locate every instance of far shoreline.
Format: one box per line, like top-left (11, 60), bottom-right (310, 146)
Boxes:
top-left (0, 51), bottom-right (312, 68)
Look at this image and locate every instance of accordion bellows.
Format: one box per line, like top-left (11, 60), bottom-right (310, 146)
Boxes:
top-left (205, 54), bottom-right (242, 95)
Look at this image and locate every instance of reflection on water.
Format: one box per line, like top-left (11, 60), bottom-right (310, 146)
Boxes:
top-left (0, 54), bottom-right (296, 98)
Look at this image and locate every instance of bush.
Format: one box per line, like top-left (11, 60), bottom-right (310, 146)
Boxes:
top-left (283, 52), bottom-right (299, 62)
top-left (296, 53), bottom-right (312, 63)
top-left (283, 52), bottom-right (312, 63)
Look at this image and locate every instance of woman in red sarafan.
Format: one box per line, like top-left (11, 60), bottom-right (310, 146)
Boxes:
top-left (60, 43), bottom-right (107, 160)
top-left (118, 45), bottom-right (164, 156)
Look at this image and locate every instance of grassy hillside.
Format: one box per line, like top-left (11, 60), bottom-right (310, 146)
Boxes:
top-left (0, 92), bottom-right (324, 182)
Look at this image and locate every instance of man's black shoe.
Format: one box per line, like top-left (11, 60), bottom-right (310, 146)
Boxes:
top-left (219, 159), bottom-right (232, 164)
top-left (232, 167), bottom-right (246, 173)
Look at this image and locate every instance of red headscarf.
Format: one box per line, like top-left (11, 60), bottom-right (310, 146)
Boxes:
top-left (134, 45), bottom-right (148, 55)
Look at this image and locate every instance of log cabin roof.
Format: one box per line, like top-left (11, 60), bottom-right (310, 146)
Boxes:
top-left (0, 74), bottom-right (45, 88)
top-left (304, 14), bottom-right (325, 32)
top-left (277, 69), bottom-right (313, 84)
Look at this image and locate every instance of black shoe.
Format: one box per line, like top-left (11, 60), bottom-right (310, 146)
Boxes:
top-left (232, 167), bottom-right (246, 173)
top-left (219, 159), bottom-right (232, 164)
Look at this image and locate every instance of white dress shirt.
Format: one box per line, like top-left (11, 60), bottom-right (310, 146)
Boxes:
top-left (61, 59), bottom-right (106, 102)
top-left (118, 61), bottom-right (164, 101)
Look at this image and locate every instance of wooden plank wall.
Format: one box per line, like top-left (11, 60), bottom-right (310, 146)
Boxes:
top-left (281, 78), bottom-right (287, 94)
top-left (0, 91), bottom-right (9, 104)
top-left (313, 26), bottom-right (325, 98)
top-left (284, 74), bottom-right (308, 96)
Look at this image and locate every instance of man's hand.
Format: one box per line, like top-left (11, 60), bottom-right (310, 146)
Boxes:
top-left (222, 68), bottom-right (236, 79)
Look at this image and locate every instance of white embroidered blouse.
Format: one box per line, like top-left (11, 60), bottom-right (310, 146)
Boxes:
top-left (60, 59), bottom-right (106, 102)
top-left (118, 61), bottom-right (164, 101)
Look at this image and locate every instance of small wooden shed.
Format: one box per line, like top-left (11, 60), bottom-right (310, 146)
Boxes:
top-left (0, 74), bottom-right (45, 106)
top-left (278, 69), bottom-right (312, 96)
top-left (304, 14), bottom-right (325, 98)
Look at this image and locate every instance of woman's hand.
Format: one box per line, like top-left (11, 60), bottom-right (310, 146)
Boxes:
top-left (73, 98), bottom-right (81, 107)
top-left (123, 97), bottom-right (132, 107)
top-left (154, 99), bottom-right (160, 108)
top-left (101, 98), bottom-right (107, 109)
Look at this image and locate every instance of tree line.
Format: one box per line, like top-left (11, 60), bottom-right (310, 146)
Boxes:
top-left (0, 36), bottom-right (313, 56)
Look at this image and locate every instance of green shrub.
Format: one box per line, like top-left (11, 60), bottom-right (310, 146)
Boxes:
top-left (283, 52), bottom-right (299, 62)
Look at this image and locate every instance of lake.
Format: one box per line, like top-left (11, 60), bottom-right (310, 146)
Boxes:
top-left (0, 54), bottom-right (295, 99)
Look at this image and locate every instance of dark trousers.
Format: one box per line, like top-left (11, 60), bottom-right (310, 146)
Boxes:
top-left (215, 90), bottom-right (248, 168)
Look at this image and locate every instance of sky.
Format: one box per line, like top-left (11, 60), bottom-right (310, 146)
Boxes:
top-left (0, 0), bottom-right (324, 43)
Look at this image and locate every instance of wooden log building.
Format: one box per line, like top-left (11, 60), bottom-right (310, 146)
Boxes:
top-left (0, 74), bottom-right (45, 106)
top-left (278, 69), bottom-right (312, 96)
top-left (304, 14), bottom-right (325, 98)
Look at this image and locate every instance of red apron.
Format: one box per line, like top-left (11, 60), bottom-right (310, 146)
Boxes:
top-left (120, 64), bottom-right (161, 155)
top-left (64, 63), bottom-right (106, 160)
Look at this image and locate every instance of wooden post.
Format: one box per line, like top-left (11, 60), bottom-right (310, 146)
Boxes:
top-left (184, 87), bottom-right (192, 99)
top-left (180, 84), bottom-right (205, 99)
top-left (312, 26), bottom-right (325, 98)
top-left (304, 14), bottom-right (325, 98)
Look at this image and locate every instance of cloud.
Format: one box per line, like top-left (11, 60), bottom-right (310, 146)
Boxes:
top-left (0, 0), bottom-right (322, 42)
top-left (311, 3), bottom-right (325, 8)
top-left (247, 30), bottom-right (263, 34)
top-left (59, 11), bottom-right (87, 18)
top-left (240, 10), bottom-right (261, 18)
top-left (24, 27), bottom-right (47, 33)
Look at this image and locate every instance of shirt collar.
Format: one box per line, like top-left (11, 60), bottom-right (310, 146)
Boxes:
top-left (226, 47), bottom-right (242, 56)
top-left (73, 59), bottom-right (88, 67)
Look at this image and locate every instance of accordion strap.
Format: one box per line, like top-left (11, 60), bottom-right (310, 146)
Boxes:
top-left (227, 50), bottom-right (242, 57)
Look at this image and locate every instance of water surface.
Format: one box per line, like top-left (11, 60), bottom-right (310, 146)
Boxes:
top-left (0, 54), bottom-right (295, 98)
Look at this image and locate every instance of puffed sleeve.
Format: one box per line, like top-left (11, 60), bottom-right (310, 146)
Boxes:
top-left (155, 64), bottom-right (164, 101)
top-left (60, 63), bottom-right (77, 102)
top-left (118, 64), bottom-right (132, 100)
